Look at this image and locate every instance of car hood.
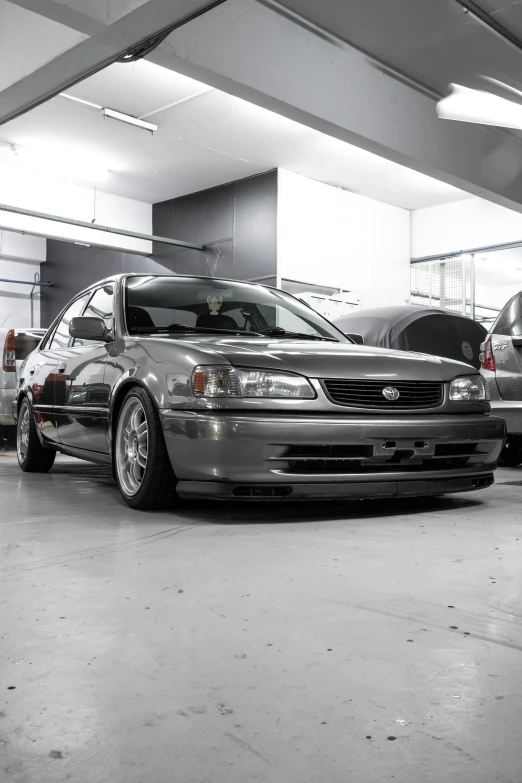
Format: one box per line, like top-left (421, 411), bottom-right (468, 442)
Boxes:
top-left (155, 336), bottom-right (475, 381)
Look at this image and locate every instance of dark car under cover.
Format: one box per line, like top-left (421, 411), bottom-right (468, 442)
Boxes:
top-left (335, 306), bottom-right (486, 370)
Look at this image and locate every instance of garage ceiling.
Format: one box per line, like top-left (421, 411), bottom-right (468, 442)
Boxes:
top-left (0, 58), bottom-right (468, 209)
top-left (271, 0), bottom-right (522, 97)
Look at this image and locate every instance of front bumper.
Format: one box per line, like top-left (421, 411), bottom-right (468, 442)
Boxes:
top-left (0, 388), bottom-right (15, 426)
top-left (160, 410), bottom-right (505, 500)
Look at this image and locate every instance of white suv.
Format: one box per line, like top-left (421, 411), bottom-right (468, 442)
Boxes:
top-left (0, 327), bottom-right (45, 442)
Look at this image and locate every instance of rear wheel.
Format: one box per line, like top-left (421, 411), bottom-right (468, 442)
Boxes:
top-left (498, 436), bottom-right (522, 467)
top-left (115, 387), bottom-right (176, 510)
top-left (17, 398), bottom-right (56, 473)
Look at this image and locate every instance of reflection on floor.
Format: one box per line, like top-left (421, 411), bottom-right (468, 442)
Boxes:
top-left (1, 454), bottom-right (522, 783)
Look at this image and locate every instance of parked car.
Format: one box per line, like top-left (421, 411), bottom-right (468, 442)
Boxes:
top-left (334, 306), bottom-right (487, 369)
top-left (1, 327), bottom-right (45, 442)
top-left (14, 274), bottom-right (504, 509)
top-left (481, 291), bottom-right (522, 466)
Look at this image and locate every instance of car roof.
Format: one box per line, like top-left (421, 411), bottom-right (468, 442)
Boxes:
top-left (335, 305), bottom-right (476, 323)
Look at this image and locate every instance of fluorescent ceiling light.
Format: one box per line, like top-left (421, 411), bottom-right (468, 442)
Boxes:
top-left (102, 108), bottom-right (158, 134)
top-left (1, 142), bottom-right (109, 182)
top-left (437, 83), bottom-right (522, 130)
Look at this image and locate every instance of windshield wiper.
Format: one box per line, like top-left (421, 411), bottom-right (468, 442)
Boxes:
top-left (128, 324), bottom-right (260, 336)
top-left (258, 327), bottom-right (337, 342)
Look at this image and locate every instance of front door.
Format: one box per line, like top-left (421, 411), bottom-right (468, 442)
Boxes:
top-left (55, 285), bottom-right (114, 454)
top-left (31, 293), bottom-right (91, 445)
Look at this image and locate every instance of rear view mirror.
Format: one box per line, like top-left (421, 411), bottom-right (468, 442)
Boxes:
top-left (69, 316), bottom-right (108, 342)
top-left (346, 332), bottom-right (364, 345)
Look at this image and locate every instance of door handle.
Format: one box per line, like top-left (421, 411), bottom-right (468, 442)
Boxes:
top-left (58, 363), bottom-right (67, 374)
top-left (29, 369), bottom-right (34, 376)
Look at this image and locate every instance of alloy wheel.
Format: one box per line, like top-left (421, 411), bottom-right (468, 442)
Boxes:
top-left (17, 404), bottom-right (30, 464)
top-left (116, 397), bottom-right (149, 496)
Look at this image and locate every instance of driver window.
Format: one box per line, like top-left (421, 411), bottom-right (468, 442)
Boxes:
top-left (73, 285), bottom-right (114, 346)
top-left (48, 294), bottom-right (91, 350)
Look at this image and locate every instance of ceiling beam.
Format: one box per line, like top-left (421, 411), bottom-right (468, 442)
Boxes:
top-left (0, 0), bottom-right (227, 126)
top-left (150, 0), bottom-right (522, 214)
top-left (5, 0), bottom-right (107, 36)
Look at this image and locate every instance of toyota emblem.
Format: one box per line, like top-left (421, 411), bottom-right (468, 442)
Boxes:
top-left (382, 386), bottom-right (400, 401)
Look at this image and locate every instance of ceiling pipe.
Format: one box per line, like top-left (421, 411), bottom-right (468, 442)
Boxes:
top-left (0, 276), bottom-right (51, 286)
top-left (411, 238), bottom-right (522, 263)
top-left (453, 0), bottom-right (522, 56)
top-left (0, 223), bottom-right (152, 258)
top-left (0, 273), bottom-right (52, 327)
top-left (0, 203), bottom-right (203, 252)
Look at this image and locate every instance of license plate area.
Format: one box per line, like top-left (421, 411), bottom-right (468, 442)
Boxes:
top-left (373, 439), bottom-right (436, 459)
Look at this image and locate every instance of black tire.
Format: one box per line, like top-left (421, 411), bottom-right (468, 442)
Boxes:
top-left (114, 387), bottom-right (176, 510)
top-left (17, 398), bottom-right (56, 473)
top-left (498, 437), bottom-right (522, 468)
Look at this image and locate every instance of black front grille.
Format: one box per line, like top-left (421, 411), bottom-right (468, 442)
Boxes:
top-left (322, 379), bottom-right (443, 409)
top-left (277, 442), bottom-right (482, 474)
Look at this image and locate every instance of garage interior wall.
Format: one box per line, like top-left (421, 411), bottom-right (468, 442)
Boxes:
top-left (0, 230), bottom-right (45, 327)
top-left (277, 170), bottom-right (411, 309)
top-left (40, 170), bottom-right (279, 326)
top-left (5, 166), bottom-right (416, 329)
top-left (411, 196), bottom-right (522, 320)
top-left (153, 169), bottom-right (278, 285)
top-left (40, 242), bottom-right (171, 327)
top-left (411, 197), bottom-right (522, 258)
top-left (0, 169), bottom-right (154, 328)
top-left (0, 169), bottom-right (153, 254)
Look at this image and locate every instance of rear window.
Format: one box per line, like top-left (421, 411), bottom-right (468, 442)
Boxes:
top-left (14, 331), bottom-right (43, 360)
top-left (492, 293), bottom-right (522, 336)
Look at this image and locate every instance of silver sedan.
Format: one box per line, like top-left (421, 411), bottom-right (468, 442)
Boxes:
top-left (14, 274), bottom-right (505, 509)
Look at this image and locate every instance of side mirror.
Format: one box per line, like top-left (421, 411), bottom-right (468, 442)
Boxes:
top-left (69, 316), bottom-right (108, 342)
top-left (346, 332), bottom-right (364, 345)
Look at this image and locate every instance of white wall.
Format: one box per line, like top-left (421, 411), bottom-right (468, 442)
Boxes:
top-left (277, 170), bottom-right (411, 309)
top-left (411, 196), bottom-right (522, 315)
top-left (0, 231), bottom-right (46, 328)
top-left (0, 168), bottom-right (152, 255)
top-left (0, 168), bottom-right (153, 328)
top-left (410, 197), bottom-right (522, 258)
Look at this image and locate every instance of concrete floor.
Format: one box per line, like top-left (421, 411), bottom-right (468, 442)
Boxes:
top-left (1, 452), bottom-right (522, 783)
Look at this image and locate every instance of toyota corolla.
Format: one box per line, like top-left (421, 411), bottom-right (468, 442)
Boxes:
top-left (14, 274), bottom-right (505, 509)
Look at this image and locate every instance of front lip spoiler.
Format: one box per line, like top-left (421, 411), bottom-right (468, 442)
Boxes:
top-left (176, 473), bottom-right (495, 500)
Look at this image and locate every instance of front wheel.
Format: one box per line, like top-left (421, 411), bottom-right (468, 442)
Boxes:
top-left (17, 398), bottom-right (56, 473)
top-left (114, 388), bottom-right (176, 510)
top-left (498, 436), bottom-right (522, 468)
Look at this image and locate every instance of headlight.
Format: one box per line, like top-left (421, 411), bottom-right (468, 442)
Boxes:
top-left (192, 366), bottom-right (315, 398)
top-left (449, 375), bottom-right (487, 401)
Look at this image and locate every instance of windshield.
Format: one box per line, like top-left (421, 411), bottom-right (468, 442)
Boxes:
top-left (124, 276), bottom-right (346, 341)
